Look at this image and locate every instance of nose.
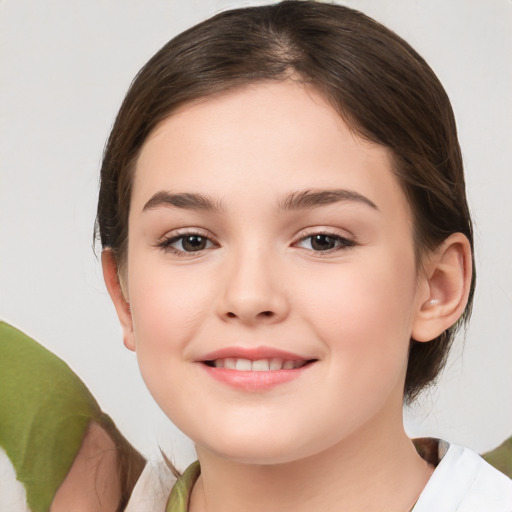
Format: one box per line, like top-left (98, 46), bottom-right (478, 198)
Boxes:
top-left (217, 249), bottom-right (289, 325)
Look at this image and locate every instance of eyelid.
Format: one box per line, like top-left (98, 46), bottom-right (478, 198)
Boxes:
top-left (292, 227), bottom-right (357, 253)
top-left (156, 227), bottom-right (219, 255)
top-left (154, 226), bottom-right (357, 256)
top-left (294, 226), bottom-right (356, 242)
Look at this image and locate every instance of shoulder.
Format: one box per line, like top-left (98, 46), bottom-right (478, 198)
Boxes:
top-left (484, 437), bottom-right (512, 478)
top-left (0, 322), bottom-right (114, 511)
top-left (125, 459), bottom-right (200, 512)
top-left (415, 443), bottom-right (512, 512)
top-left (124, 460), bottom-right (178, 512)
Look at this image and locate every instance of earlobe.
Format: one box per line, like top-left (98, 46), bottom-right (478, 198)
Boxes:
top-left (412, 233), bottom-right (472, 342)
top-left (101, 250), bottom-right (136, 351)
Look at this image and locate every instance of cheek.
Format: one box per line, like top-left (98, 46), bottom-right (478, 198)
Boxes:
top-left (128, 254), bottom-right (209, 336)
top-left (299, 251), bottom-right (416, 327)
top-left (125, 254), bottom-right (213, 390)
top-left (295, 250), bottom-right (418, 377)
top-left (126, 268), bottom-right (206, 420)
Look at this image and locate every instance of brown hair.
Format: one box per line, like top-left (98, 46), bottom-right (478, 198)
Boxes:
top-left (99, 416), bottom-right (146, 511)
top-left (96, 0), bottom-right (475, 402)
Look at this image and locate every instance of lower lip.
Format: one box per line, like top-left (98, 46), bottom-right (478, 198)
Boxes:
top-left (200, 364), bottom-right (312, 391)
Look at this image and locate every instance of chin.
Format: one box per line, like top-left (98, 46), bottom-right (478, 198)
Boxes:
top-left (209, 445), bottom-right (303, 466)
top-left (195, 429), bottom-right (324, 466)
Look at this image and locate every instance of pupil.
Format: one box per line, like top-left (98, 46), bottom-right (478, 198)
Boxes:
top-left (311, 234), bottom-right (335, 251)
top-left (183, 236), bottom-right (206, 251)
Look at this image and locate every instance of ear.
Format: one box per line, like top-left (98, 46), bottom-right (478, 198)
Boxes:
top-left (412, 233), bottom-right (473, 342)
top-left (101, 250), bottom-right (136, 351)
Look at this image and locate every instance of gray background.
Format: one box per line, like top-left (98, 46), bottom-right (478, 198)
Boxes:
top-left (1, 0), bottom-right (511, 469)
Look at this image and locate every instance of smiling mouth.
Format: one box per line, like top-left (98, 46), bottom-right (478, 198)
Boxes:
top-left (203, 358), bottom-right (316, 371)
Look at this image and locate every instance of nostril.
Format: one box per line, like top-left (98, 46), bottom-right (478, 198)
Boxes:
top-left (224, 310), bottom-right (276, 321)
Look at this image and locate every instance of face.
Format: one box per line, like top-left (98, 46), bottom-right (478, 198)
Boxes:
top-left (121, 81), bottom-right (428, 464)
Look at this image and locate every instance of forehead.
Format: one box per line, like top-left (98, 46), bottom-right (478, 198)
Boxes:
top-left (132, 81), bottom-right (409, 220)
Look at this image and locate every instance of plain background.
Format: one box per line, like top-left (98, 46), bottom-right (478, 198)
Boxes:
top-left (1, 0), bottom-right (511, 470)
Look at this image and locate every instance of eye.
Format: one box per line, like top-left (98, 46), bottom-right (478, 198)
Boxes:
top-left (158, 233), bottom-right (215, 254)
top-left (296, 233), bottom-right (355, 252)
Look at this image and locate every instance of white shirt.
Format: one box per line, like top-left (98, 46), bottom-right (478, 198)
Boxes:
top-left (414, 443), bottom-right (512, 511)
top-left (3, 443), bottom-right (511, 511)
top-left (125, 443), bottom-right (512, 511)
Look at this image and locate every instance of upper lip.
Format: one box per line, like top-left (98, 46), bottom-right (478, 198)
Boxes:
top-left (198, 346), bottom-right (314, 362)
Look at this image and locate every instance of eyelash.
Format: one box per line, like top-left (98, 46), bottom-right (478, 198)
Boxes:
top-left (294, 231), bottom-right (356, 254)
top-left (157, 230), bottom-right (217, 256)
top-left (156, 230), bottom-right (356, 256)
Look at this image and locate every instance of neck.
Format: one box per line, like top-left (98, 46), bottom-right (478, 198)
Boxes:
top-left (189, 406), bottom-right (433, 512)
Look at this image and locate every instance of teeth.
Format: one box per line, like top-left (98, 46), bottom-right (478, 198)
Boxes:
top-left (252, 359), bottom-right (270, 372)
top-left (270, 358), bottom-right (283, 370)
top-left (224, 358), bottom-right (236, 369)
top-left (211, 358), bottom-right (306, 371)
top-left (235, 358), bottom-right (252, 371)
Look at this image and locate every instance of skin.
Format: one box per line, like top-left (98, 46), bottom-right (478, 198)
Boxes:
top-left (103, 81), bottom-right (472, 512)
top-left (50, 423), bottom-right (120, 512)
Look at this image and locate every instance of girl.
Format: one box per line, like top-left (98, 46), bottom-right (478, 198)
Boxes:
top-left (96, 1), bottom-right (512, 510)
top-left (1, 1), bottom-right (510, 511)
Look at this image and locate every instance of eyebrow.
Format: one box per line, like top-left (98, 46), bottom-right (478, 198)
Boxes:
top-left (277, 189), bottom-right (378, 212)
top-left (143, 191), bottom-right (225, 213)
top-left (142, 188), bottom-right (378, 214)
